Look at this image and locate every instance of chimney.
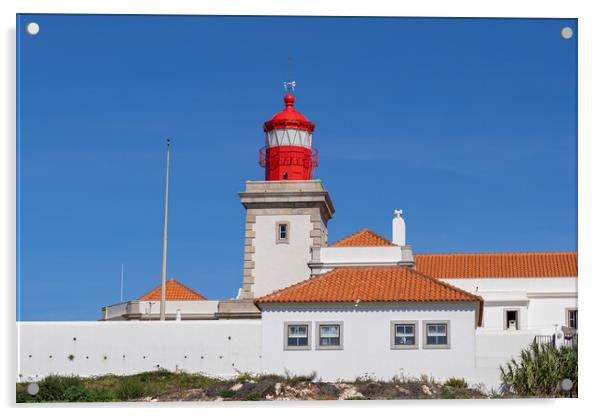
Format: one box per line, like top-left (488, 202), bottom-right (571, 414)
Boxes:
top-left (392, 209), bottom-right (406, 246)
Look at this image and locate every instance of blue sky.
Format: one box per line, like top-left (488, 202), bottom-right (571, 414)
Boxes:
top-left (17, 15), bottom-right (577, 321)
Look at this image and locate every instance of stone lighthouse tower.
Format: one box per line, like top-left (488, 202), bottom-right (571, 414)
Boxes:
top-left (236, 87), bottom-right (335, 300)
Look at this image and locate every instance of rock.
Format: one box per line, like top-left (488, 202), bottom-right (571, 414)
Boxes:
top-left (214, 397), bottom-right (224, 401)
top-left (396, 386), bottom-right (411, 395)
top-left (339, 386), bottom-right (364, 400)
top-left (421, 385), bottom-right (433, 396)
top-left (358, 382), bottom-right (403, 399)
top-left (283, 383), bottom-right (320, 400)
top-left (255, 379), bottom-right (276, 397)
top-left (315, 382), bottom-right (340, 398)
top-left (274, 382), bottom-right (282, 396)
top-left (231, 383), bottom-right (243, 392)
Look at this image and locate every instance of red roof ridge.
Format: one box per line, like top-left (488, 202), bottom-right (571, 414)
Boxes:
top-left (254, 271), bottom-right (330, 303)
top-left (409, 268), bottom-right (484, 303)
top-left (414, 251), bottom-right (577, 278)
top-left (414, 251), bottom-right (577, 256)
top-left (139, 278), bottom-right (207, 301)
top-left (255, 266), bottom-right (482, 304)
top-left (329, 228), bottom-right (394, 247)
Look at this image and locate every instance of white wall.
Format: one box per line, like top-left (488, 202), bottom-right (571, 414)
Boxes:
top-left (474, 330), bottom-right (540, 389)
top-left (17, 321), bottom-right (261, 382)
top-left (528, 297), bottom-right (577, 332)
top-left (252, 214), bottom-right (312, 297)
top-left (260, 302), bottom-right (479, 384)
top-left (440, 278), bottom-right (577, 334)
top-left (103, 300), bottom-right (219, 320)
top-left (310, 246), bottom-right (414, 274)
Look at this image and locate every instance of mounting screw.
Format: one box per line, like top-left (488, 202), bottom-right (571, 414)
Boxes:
top-left (26, 22), bottom-right (40, 36)
top-left (561, 27), bottom-right (574, 39)
top-left (26, 383), bottom-right (39, 395)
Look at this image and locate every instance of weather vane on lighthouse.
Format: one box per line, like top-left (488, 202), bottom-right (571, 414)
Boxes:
top-left (283, 80), bottom-right (296, 93)
top-left (283, 56), bottom-right (296, 93)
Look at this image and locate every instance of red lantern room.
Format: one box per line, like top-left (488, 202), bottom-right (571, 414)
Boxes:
top-left (259, 92), bottom-right (318, 181)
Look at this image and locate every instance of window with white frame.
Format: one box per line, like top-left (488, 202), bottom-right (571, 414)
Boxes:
top-left (316, 322), bottom-right (343, 350)
top-left (276, 222), bottom-right (289, 244)
top-left (423, 321), bottom-right (450, 349)
top-left (566, 309), bottom-right (578, 330)
top-left (391, 321), bottom-right (418, 349)
top-left (284, 322), bottom-right (310, 350)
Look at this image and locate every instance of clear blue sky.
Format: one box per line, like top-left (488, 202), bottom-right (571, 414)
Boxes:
top-left (17, 15), bottom-right (577, 321)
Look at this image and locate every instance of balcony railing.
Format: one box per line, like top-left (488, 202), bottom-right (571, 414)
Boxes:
top-left (259, 146), bottom-right (319, 169)
top-left (534, 333), bottom-right (577, 348)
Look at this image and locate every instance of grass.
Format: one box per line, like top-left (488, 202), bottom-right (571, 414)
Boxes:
top-left (17, 369), bottom-right (493, 402)
top-left (16, 369), bottom-right (222, 403)
top-left (283, 369), bottom-right (316, 383)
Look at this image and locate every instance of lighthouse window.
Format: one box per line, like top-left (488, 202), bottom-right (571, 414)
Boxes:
top-left (276, 222), bottom-right (289, 244)
top-left (284, 322), bottom-right (310, 350)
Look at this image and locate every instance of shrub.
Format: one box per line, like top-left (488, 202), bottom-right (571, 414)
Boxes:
top-left (444, 378), bottom-right (468, 389)
top-left (419, 374), bottom-right (435, 385)
top-left (218, 389), bottom-right (236, 398)
top-left (353, 373), bottom-right (376, 385)
top-left (244, 393), bottom-right (260, 401)
top-left (500, 341), bottom-right (577, 397)
top-left (114, 378), bottom-right (146, 401)
top-left (284, 369), bottom-right (317, 383)
top-left (441, 386), bottom-right (473, 399)
top-left (17, 375), bottom-right (114, 402)
top-left (36, 375), bottom-right (84, 401)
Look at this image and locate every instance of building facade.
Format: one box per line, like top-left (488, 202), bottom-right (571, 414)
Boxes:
top-left (19, 91), bottom-right (577, 389)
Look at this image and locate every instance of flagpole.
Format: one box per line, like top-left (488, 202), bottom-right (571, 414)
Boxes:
top-left (160, 139), bottom-right (170, 321)
top-left (120, 264), bottom-right (124, 303)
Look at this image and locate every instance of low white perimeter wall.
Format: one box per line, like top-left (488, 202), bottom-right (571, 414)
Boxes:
top-left (17, 320), bottom-right (261, 382)
top-left (260, 302), bottom-right (479, 385)
top-left (473, 330), bottom-right (538, 389)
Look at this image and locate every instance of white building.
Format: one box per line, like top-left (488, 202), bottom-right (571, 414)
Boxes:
top-left (18, 92), bottom-right (577, 389)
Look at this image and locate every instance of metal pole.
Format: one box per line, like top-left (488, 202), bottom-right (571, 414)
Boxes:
top-left (120, 264), bottom-right (124, 302)
top-left (159, 139), bottom-right (170, 321)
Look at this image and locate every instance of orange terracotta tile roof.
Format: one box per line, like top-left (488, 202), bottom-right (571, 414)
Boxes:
top-left (139, 278), bottom-right (207, 301)
top-left (330, 229), bottom-right (395, 247)
top-left (256, 266), bottom-right (482, 307)
top-left (414, 252), bottom-right (577, 278)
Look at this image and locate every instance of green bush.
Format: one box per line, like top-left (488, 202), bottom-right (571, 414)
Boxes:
top-left (16, 370), bottom-right (223, 403)
top-left (444, 378), bottom-right (468, 389)
top-left (500, 341), bottom-right (577, 397)
top-left (218, 389), bottom-right (236, 398)
top-left (16, 375), bottom-right (115, 402)
top-left (244, 393), bottom-right (260, 401)
top-left (114, 378), bottom-right (146, 401)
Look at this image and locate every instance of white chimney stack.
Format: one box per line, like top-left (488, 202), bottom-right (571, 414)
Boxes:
top-left (392, 209), bottom-right (406, 246)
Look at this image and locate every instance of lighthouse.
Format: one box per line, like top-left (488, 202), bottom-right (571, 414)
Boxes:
top-left (259, 92), bottom-right (318, 181)
top-left (234, 86), bottom-right (335, 300)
